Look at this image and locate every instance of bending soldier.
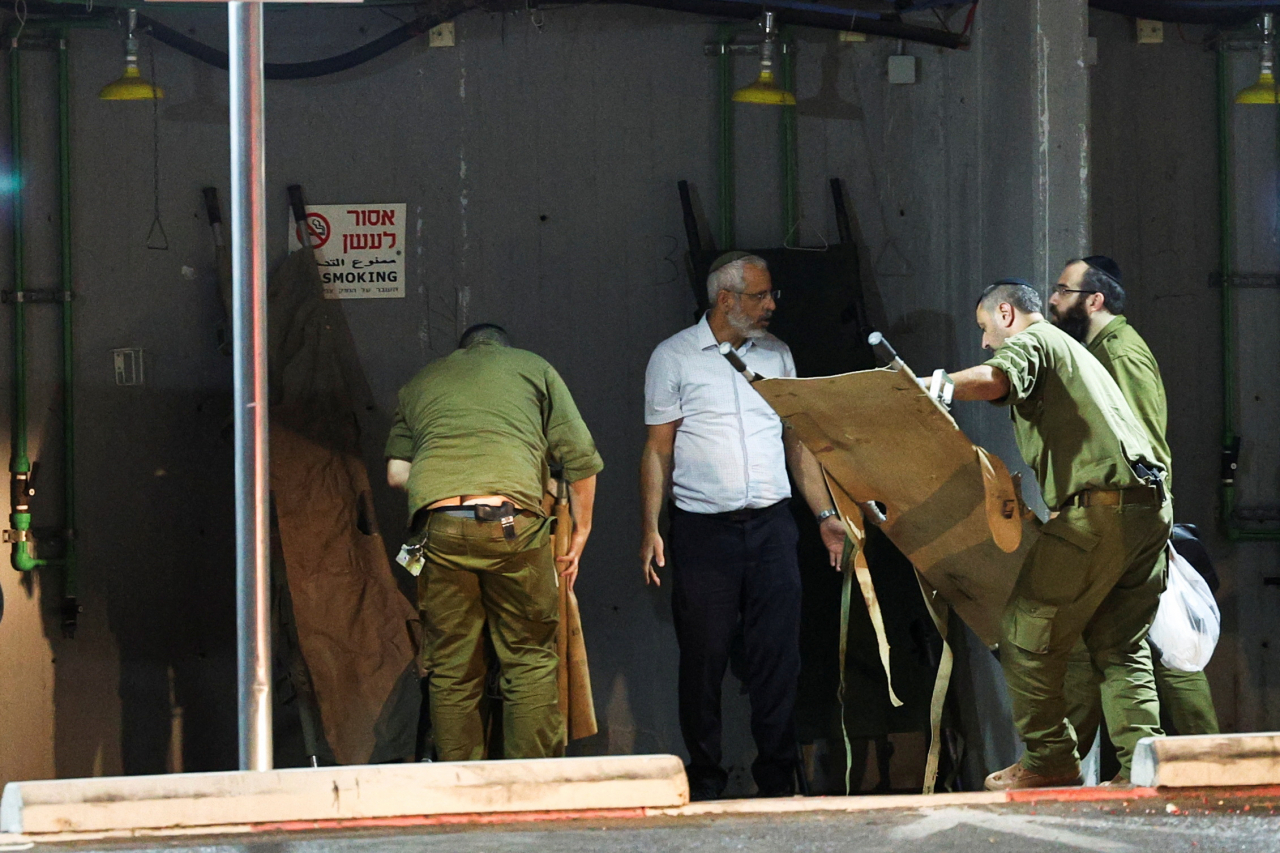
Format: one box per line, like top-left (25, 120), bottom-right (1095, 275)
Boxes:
top-left (386, 323), bottom-right (603, 761)
top-left (931, 279), bottom-right (1172, 790)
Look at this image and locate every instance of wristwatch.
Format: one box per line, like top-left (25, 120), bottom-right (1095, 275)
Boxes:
top-left (815, 508), bottom-right (839, 522)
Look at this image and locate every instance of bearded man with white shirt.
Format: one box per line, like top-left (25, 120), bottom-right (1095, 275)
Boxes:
top-left (640, 252), bottom-right (846, 800)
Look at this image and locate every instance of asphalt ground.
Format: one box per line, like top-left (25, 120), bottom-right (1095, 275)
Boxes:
top-left (13, 796), bottom-right (1280, 853)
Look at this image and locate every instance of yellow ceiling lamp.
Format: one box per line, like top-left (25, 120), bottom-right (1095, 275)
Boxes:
top-left (99, 9), bottom-right (164, 101)
top-left (733, 11), bottom-right (796, 107)
top-left (1237, 13), bottom-right (1278, 105)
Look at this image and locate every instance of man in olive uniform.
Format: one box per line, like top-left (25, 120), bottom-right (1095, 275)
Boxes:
top-left (1050, 257), bottom-right (1219, 753)
top-left (386, 323), bottom-right (603, 761)
top-left (933, 279), bottom-right (1172, 790)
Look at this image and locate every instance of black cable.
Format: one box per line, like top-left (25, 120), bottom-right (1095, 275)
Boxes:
top-left (137, 0), bottom-right (481, 81)
top-left (1089, 0), bottom-right (1274, 25)
top-left (7, 0), bottom-right (967, 70)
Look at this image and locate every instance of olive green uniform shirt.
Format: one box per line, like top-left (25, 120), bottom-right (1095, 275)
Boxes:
top-left (385, 342), bottom-right (604, 521)
top-left (1087, 315), bottom-right (1172, 490)
top-left (984, 320), bottom-right (1161, 510)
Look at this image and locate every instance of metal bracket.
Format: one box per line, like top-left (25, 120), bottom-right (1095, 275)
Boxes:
top-left (2, 289), bottom-right (74, 304)
top-left (1233, 506), bottom-right (1280, 523)
top-left (3, 530), bottom-right (32, 543)
top-left (1209, 272), bottom-right (1280, 289)
top-left (703, 41), bottom-right (762, 56)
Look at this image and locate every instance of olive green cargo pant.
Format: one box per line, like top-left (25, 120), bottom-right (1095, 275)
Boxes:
top-left (1065, 640), bottom-right (1220, 759)
top-left (417, 511), bottom-right (565, 761)
top-left (1001, 502), bottom-right (1171, 778)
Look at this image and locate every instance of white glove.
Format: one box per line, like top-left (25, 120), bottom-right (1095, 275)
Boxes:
top-left (916, 369), bottom-right (955, 408)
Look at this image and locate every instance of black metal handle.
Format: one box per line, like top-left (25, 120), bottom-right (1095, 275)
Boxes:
top-left (830, 178), bottom-right (853, 245)
top-left (287, 184), bottom-right (308, 224)
top-left (202, 187), bottom-right (222, 225)
top-left (677, 180), bottom-right (703, 254)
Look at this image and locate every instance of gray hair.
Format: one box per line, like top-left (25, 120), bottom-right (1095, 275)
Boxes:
top-left (977, 278), bottom-right (1042, 315)
top-left (458, 323), bottom-right (511, 349)
top-left (707, 255), bottom-right (769, 304)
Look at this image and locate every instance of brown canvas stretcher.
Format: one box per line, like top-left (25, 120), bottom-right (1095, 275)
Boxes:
top-left (743, 360), bottom-right (1037, 792)
top-left (751, 366), bottom-right (1034, 648)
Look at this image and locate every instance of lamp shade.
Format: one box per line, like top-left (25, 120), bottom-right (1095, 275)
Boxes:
top-left (98, 65), bottom-right (164, 101)
top-left (1236, 71), bottom-right (1279, 104)
top-left (733, 70), bottom-right (797, 106)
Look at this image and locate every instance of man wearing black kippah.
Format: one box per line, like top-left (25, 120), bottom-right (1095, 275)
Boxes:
top-left (1049, 256), bottom-right (1220, 769)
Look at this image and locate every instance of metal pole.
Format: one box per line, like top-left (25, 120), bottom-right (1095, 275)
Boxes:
top-left (228, 0), bottom-right (272, 772)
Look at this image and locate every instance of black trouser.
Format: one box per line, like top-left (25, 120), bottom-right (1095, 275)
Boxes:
top-left (670, 500), bottom-right (802, 797)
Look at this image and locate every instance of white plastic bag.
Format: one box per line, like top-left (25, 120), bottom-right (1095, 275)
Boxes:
top-left (1147, 542), bottom-right (1220, 672)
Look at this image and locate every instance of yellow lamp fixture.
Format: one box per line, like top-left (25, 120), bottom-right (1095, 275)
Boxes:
top-left (99, 9), bottom-right (164, 101)
top-left (1237, 13), bottom-right (1278, 105)
top-left (733, 11), bottom-right (796, 107)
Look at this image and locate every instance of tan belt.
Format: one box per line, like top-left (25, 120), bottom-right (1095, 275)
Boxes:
top-left (1063, 486), bottom-right (1160, 509)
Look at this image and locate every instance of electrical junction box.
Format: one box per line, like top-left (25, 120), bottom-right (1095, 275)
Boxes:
top-left (1136, 19), bottom-right (1163, 44)
top-left (429, 22), bottom-right (455, 48)
top-left (113, 348), bottom-right (144, 387)
top-left (888, 54), bottom-right (917, 85)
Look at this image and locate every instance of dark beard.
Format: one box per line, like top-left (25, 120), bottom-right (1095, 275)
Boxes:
top-left (1051, 301), bottom-right (1091, 343)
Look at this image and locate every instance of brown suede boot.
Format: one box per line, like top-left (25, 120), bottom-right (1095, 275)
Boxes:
top-left (983, 762), bottom-right (1084, 791)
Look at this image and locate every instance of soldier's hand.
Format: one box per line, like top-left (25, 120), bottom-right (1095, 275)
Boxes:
top-left (641, 530), bottom-right (665, 586)
top-left (818, 516), bottom-right (846, 569)
top-left (556, 525), bottom-right (591, 592)
top-left (916, 369), bottom-right (955, 408)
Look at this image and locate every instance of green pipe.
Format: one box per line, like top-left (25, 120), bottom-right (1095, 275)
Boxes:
top-left (779, 29), bottom-right (798, 243)
top-left (8, 41), bottom-right (39, 573)
top-left (717, 23), bottom-right (734, 249)
top-left (58, 31), bottom-right (78, 609)
top-left (1216, 45), bottom-right (1280, 541)
top-left (4, 21), bottom-right (100, 572)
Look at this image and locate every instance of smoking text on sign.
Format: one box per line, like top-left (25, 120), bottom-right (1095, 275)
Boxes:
top-left (287, 203), bottom-right (407, 299)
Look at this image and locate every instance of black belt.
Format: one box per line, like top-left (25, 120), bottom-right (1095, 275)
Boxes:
top-left (428, 503), bottom-right (537, 520)
top-left (675, 500), bottom-right (788, 523)
top-left (424, 502), bottom-right (536, 542)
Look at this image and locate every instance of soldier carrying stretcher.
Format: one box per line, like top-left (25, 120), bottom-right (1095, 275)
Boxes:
top-left (924, 278), bottom-right (1172, 790)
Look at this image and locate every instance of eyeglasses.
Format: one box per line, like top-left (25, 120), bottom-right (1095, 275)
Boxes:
top-left (1052, 284), bottom-right (1098, 296)
top-left (731, 288), bottom-right (781, 303)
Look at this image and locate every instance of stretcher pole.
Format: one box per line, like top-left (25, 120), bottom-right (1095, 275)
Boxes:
top-left (229, 0), bottom-right (272, 772)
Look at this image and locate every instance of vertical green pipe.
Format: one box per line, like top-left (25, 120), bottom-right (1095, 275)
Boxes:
top-left (717, 23), bottom-right (734, 249)
top-left (779, 29), bottom-right (798, 243)
top-left (9, 44), bottom-right (26, 477)
top-left (58, 32), bottom-right (78, 609)
top-left (7, 40), bottom-right (41, 572)
top-left (1215, 46), bottom-right (1280, 541)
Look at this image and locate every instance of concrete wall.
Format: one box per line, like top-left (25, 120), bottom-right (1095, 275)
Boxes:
top-left (0, 1), bottom-right (1124, 793)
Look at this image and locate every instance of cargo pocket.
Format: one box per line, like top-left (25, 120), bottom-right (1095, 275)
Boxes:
top-left (1009, 600), bottom-right (1058, 655)
top-left (1028, 514), bottom-right (1102, 604)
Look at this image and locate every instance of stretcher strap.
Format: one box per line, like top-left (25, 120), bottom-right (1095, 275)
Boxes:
top-left (824, 471), bottom-right (903, 710)
top-left (915, 570), bottom-right (952, 795)
top-left (825, 470), bottom-right (902, 795)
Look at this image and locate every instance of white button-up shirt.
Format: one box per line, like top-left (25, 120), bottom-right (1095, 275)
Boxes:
top-left (644, 315), bottom-right (796, 514)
